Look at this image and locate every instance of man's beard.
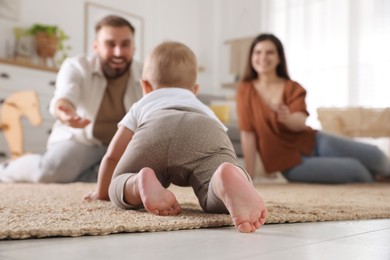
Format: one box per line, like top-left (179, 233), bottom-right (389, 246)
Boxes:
top-left (101, 58), bottom-right (132, 79)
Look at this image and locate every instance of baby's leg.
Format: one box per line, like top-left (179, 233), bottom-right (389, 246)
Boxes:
top-left (124, 167), bottom-right (182, 216)
top-left (210, 162), bottom-right (267, 233)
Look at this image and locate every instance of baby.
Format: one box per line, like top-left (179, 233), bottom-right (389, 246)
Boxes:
top-left (85, 41), bottom-right (267, 233)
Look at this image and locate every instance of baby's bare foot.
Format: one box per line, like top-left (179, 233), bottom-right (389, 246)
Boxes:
top-left (137, 167), bottom-right (181, 216)
top-left (212, 163), bottom-right (267, 233)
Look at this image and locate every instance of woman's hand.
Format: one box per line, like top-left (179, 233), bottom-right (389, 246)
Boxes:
top-left (275, 104), bottom-right (291, 124)
top-left (275, 104), bottom-right (307, 132)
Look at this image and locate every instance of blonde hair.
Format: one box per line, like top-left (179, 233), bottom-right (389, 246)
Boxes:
top-left (143, 41), bottom-right (197, 89)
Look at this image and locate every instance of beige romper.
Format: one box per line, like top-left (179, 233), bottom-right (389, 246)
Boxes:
top-left (109, 108), bottom-right (251, 213)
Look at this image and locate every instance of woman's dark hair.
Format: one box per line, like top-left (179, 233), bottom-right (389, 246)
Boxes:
top-left (242, 33), bottom-right (290, 82)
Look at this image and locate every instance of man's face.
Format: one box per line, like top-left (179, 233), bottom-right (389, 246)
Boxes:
top-left (94, 25), bottom-right (135, 79)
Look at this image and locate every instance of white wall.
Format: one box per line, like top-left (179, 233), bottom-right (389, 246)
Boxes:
top-left (0, 0), bottom-right (219, 92)
top-left (2, 0), bottom-right (202, 57)
top-left (0, 0), bottom-right (271, 96)
top-left (213, 0), bottom-right (264, 95)
top-left (1, 0), bottom-right (270, 95)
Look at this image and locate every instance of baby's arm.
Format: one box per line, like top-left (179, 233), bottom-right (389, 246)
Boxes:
top-left (84, 126), bottom-right (134, 201)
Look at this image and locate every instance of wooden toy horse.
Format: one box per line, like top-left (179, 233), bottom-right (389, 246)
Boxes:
top-left (0, 91), bottom-right (42, 159)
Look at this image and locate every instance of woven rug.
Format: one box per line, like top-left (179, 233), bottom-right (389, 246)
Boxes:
top-left (1, 182), bottom-right (389, 240)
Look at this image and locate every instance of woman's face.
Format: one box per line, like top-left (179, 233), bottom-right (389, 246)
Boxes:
top-left (251, 40), bottom-right (280, 75)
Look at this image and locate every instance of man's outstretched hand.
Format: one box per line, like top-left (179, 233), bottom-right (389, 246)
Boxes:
top-left (57, 104), bottom-right (91, 128)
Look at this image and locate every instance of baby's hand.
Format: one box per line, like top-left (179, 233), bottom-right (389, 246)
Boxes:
top-left (84, 190), bottom-right (104, 201)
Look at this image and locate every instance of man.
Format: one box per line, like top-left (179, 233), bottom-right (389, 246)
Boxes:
top-left (0, 15), bottom-right (143, 183)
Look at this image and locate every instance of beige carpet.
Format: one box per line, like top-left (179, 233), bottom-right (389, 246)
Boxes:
top-left (1, 182), bottom-right (389, 240)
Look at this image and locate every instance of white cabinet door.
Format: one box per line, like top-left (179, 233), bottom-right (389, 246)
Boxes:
top-left (0, 63), bottom-right (57, 157)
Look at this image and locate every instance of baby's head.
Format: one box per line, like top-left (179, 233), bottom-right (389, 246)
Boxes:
top-left (141, 41), bottom-right (198, 93)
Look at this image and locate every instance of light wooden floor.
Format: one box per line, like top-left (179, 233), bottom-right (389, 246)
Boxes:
top-left (1, 219), bottom-right (389, 260)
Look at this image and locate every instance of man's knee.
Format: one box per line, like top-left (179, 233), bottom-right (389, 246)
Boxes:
top-left (36, 160), bottom-right (76, 183)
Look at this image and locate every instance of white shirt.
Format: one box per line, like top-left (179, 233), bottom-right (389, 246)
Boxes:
top-left (47, 54), bottom-right (143, 146)
top-left (119, 88), bottom-right (227, 132)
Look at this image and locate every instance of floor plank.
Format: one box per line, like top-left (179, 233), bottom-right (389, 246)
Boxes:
top-left (1, 219), bottom-right (389, 260)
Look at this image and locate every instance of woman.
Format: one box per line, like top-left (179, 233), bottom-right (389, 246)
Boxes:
top-left (236, 33), bottom-right (390, 183)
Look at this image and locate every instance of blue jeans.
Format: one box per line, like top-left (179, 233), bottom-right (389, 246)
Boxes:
top-left (282, 131), bottom-right (390, 183)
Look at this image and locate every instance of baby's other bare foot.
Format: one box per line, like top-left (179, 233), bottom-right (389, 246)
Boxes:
top-left (137, 167), bottom-right (181, 216)
top-left (212, 163), bottom-right (267, 233)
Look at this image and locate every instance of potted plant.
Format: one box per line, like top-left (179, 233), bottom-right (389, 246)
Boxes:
top-left (21, 23), bottom-right (71, 67)
top-left (29, 23), bottom-right (71, 66)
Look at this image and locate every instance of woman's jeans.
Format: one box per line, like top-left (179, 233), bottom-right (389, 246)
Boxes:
top-left (282, 131), bottom-right (390, 183)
